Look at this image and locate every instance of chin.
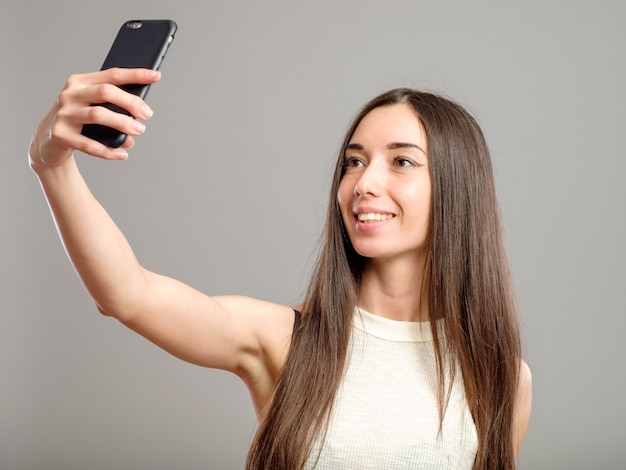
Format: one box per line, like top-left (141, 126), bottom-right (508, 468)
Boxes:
top-left (351, 242), bottom-right (428, 264)
top-left (351, 244), bottom-right (391, 260)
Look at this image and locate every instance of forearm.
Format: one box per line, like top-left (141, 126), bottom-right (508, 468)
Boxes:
top-left (32, 155), bottom-right (147, 319)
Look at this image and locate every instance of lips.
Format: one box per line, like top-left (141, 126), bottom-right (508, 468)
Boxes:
top-left (352, 206), bottom-right (396, 229)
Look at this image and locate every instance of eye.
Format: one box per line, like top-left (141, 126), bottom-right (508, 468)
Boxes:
top-left (394, 157), bottom-right (416, 168)
top-left (343, 156), bottom-right (365, 169)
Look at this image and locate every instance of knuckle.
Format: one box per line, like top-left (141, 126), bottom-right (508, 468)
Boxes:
top-left (94, 83), bottom-right (114, 102)
top-left (49, 121), bottom-right (64, 141)
top-left (86, 105), bottom-right (105, 121)
top-left (57, 89), bottom-right (71, 108)
top-left (65, 73), bottom-right (81, 89)
top-left (55, 106), bottom-right (72, 123)
top-left (58, 87), bottom-right (81, 108)
top-left (107, 67), bottom-right (124, 82)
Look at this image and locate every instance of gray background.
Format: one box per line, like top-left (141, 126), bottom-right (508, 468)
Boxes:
top-left (2, 1), bottom-right (625, 469)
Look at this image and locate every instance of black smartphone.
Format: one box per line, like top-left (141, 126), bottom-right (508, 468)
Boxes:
top-left (81, 19), bottom-right (177, 148)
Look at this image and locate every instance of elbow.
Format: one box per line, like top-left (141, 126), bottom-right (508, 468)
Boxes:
top-left (94, 299), bottom-right (135, 321)
top-left (90, 270), bottom-right (150, 321)
top-left (95, 302), bottom-right (115, 317)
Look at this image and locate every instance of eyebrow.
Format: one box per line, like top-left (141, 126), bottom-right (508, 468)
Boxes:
top-left (345, 141), bottom-right (426, 155)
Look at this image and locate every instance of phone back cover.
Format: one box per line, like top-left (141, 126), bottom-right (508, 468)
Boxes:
top-left (82, 20), bottom-right (177, 147)
top-left (101, 20), bottom-right (177, 72)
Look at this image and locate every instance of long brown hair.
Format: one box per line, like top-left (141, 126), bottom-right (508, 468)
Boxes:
top-left (246, 89), bottom-right (521, 469)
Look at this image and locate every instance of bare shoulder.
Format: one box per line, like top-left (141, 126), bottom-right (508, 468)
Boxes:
top-left (514, 359), bottom-right (533, 455)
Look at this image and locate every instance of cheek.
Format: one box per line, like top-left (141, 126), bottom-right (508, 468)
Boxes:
top-left (336, 178), bottom-right (356, 227)
top-left (419, 186), bottom-right (433, 230)
top-left (336, 177), bottom-right (353, 210)
top-left (404, 178), bottom-right (432, 222)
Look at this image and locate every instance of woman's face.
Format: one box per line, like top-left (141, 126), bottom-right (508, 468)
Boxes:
top-left (337, 103), bottom-right (432, 264)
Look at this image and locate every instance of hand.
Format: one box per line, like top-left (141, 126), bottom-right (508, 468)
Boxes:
top-left (29, 68), bottom-right (161, 170)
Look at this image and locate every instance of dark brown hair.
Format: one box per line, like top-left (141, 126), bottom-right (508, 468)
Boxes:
top-left (246, 89), bottom-right (521, 469)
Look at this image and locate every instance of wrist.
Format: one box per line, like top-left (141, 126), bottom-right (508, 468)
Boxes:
top-left (29, 152), bottom-right (77, 180)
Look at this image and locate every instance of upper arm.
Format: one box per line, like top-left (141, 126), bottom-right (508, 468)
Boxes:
top-left (116, 269), bottom-right (296, 378)
top-left (514, 359), bottom-right (533, 456)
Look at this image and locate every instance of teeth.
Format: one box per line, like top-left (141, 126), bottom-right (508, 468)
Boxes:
top-left (357, 213), bottom-right (393, 222)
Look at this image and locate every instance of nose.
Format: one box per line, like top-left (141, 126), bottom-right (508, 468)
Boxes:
top-left (355, 161), bottom-right (384, 197)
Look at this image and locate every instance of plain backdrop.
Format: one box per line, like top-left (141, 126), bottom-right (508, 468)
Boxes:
top-left (2, 1), bottom-right (625, 469)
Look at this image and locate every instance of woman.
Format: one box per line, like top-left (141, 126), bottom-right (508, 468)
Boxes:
top-left (29, 68), bottom-right (531, 469)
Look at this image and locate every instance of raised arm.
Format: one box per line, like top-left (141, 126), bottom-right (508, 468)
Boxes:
top-left (28, 69), bottom-right (295, 413)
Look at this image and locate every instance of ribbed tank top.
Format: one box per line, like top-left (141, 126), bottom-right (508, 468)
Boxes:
top-left (304, 307), bottom-right (478, 469)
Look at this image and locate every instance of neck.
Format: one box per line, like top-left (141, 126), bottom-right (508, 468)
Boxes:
top-left (357, 254), bottom-right (429, 322)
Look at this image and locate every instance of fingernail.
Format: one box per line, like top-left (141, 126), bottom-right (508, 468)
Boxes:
top-left (141, 105), bottom-right (153, 119)
top-left (115, 149), bottom-right (128, 160)
top-left (132, 120), bottom-right (146, 134)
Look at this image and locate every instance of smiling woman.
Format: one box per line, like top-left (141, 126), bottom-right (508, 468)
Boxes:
top-left (29, 71), bottom-right (530, 469)
top-left (248, 88), bottom-right (531, 469)
top-left (338, 103), bottom-right (432, 267)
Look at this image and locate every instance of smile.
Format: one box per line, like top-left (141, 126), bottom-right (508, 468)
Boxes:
top-left (356, 213), bottom-right (394, 222)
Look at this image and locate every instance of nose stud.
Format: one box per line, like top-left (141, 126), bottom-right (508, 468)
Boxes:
top-left (354, 185), bottom-right (360, 196)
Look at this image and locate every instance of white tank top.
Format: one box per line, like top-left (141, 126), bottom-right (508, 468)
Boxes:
top-left (304, 307), bottom-right (478, 469)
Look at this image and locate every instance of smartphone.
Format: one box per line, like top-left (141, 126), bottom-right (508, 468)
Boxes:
top-left (81, 19), bottom-right (177, 148)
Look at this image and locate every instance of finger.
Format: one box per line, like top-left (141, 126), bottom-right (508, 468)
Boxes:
top-left (48, 117), bottom-right (129, 161)
top-left (78, 104), bottom-right (147, 138)
top-left (68, 68), bottom-right (161, 88)
top-left (121, 136), bottom-right (136, 149)
top-left (74, 133), bottom-right (131, 161)
top-left (62, 68), bottom-right (159, 122)
top-left (75, 82), bottom-right (155, 121)
top-left (102, 67), bottom-right (161, 87)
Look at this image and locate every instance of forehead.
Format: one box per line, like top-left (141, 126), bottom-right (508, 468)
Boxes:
top-left (350, 103), bottom-right (426, 148)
